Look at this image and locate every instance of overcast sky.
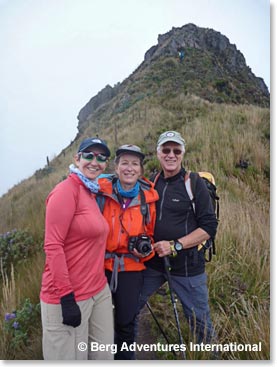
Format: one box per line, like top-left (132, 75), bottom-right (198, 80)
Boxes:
top-left (0, 0), bottom-right (270, 197)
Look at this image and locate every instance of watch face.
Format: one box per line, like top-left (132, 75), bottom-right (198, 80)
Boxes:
top-left (174, 241), bottom-right (183, 251)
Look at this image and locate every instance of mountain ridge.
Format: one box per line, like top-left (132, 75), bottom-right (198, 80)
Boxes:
top-left (77, 23), bottom-right (269, 131)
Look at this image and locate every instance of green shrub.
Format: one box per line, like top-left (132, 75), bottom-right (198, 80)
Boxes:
top-left (4, 298), bottom-right (41, 349)
top-left (0, 229), bottom-right (40, 278)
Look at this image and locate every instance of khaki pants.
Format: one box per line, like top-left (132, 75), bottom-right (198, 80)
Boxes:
top-left (41, 284), bottom-right (114, 360)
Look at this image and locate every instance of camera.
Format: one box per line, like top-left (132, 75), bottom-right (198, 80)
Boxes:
top-left (128, 234), bottom-right (152, 256)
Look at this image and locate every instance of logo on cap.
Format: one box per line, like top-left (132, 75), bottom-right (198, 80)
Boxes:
top-left (91, 139), bottom-right (102, 144)
top-left (166, 132), bottom-right (175, 137)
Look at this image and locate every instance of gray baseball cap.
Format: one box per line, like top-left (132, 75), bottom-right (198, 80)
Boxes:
top-left (116, 144), bottom-right (145, 160)
top-left (157, 131), bottom-right (186, 148)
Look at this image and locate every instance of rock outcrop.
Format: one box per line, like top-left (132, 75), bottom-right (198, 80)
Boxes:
top-left (77, 23), bottom-right (269, 130)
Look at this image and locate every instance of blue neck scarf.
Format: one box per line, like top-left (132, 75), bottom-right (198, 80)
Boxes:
top-left (69, 164), bottom-right (99, 193)
top-left (116, 180), bottom-right (140, 198)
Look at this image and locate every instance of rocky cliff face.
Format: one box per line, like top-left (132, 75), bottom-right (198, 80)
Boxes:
top-left (77, 84), bottom-right (119, 123)
top-left (143, 23), bottom-right (269, 95)
top-left (77, 23), bottom-right (269, 130)
top-left (144, 23), bottom-right (245, 68)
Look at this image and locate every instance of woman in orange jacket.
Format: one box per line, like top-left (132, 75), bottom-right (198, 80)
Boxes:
top-left (98, 144), bottom-right (159, 360)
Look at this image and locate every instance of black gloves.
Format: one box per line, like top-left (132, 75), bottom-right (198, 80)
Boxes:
top-left (60, 292), bottom-right (81, 328)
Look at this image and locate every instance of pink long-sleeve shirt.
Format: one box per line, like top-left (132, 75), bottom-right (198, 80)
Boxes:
top-left (40, 174), bottom-right (109, 304)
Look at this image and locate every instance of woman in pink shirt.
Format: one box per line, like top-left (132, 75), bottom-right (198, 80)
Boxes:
top-left (40, 137), bottom-right (114, 360)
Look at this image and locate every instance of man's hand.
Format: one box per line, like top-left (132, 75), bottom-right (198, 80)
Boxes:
top-left (153, 241), bottom-right (172, 257)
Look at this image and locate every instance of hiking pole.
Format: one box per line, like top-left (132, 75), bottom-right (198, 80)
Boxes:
top-left (164, 256), bottom-right (186, 359)
top-left (146, 302), bottom-right (177, 357)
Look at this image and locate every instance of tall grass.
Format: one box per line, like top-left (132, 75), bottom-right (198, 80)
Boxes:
top-left (0, 264), bottom-right (16, 358)
top-left (0, 253), bottom-right (44, 359)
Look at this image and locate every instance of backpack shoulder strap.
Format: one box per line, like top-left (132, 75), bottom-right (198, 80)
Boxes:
top-left (96, 175), bottom-right (117, 213)
top-left (149, 171), bottom-right (160, 184)
top-left (189, 172), bottom-right (199, 196)
top-left (96, 193), bottom-right (106, 213)
top-left (184, 171), bottom-right (199, 213)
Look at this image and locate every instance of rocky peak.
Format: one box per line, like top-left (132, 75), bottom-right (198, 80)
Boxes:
top-left (142, 23), bottom-right (269, 100)
top-left (77, 23), bottom-right (269, 128)
top-left (145, 23), bottom-right (245, 72)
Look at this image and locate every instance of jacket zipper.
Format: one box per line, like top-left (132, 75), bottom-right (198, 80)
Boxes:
top-left (158, 182), bottom-right (168, 221)
top-left (185, 211), bottom-right (189, 234)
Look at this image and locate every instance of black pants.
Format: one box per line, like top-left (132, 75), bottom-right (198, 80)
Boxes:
top-left (106, 270), bottom-right (143, 360)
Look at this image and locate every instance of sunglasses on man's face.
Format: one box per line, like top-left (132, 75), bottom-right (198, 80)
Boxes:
top-left (79, 151), bottom-right (108, 163)
top-left (161, 147), bottom-right (183, 156)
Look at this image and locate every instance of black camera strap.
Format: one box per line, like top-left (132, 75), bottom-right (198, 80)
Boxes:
top-left (139, 187), bottom-right (148, 227)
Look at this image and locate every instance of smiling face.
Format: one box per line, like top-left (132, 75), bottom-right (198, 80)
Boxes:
top-left (115, 153), bottom-right (143, 190)
top-left (74, 147), bottom-right (108, 180)
top-left (157, 142), bottom-right (184, 178)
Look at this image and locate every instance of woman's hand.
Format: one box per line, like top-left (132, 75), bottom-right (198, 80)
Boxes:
top-left (130, 246), bottom-right (153, 258)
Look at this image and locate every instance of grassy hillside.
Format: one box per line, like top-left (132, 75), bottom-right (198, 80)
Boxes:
top-left (0, 89), bottom-right (270, 359)
top-left (133, 53), bottom-right (269, 106)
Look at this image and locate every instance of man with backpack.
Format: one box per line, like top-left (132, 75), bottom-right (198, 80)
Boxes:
top-left (137, 130), bottom-right (218, 346)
